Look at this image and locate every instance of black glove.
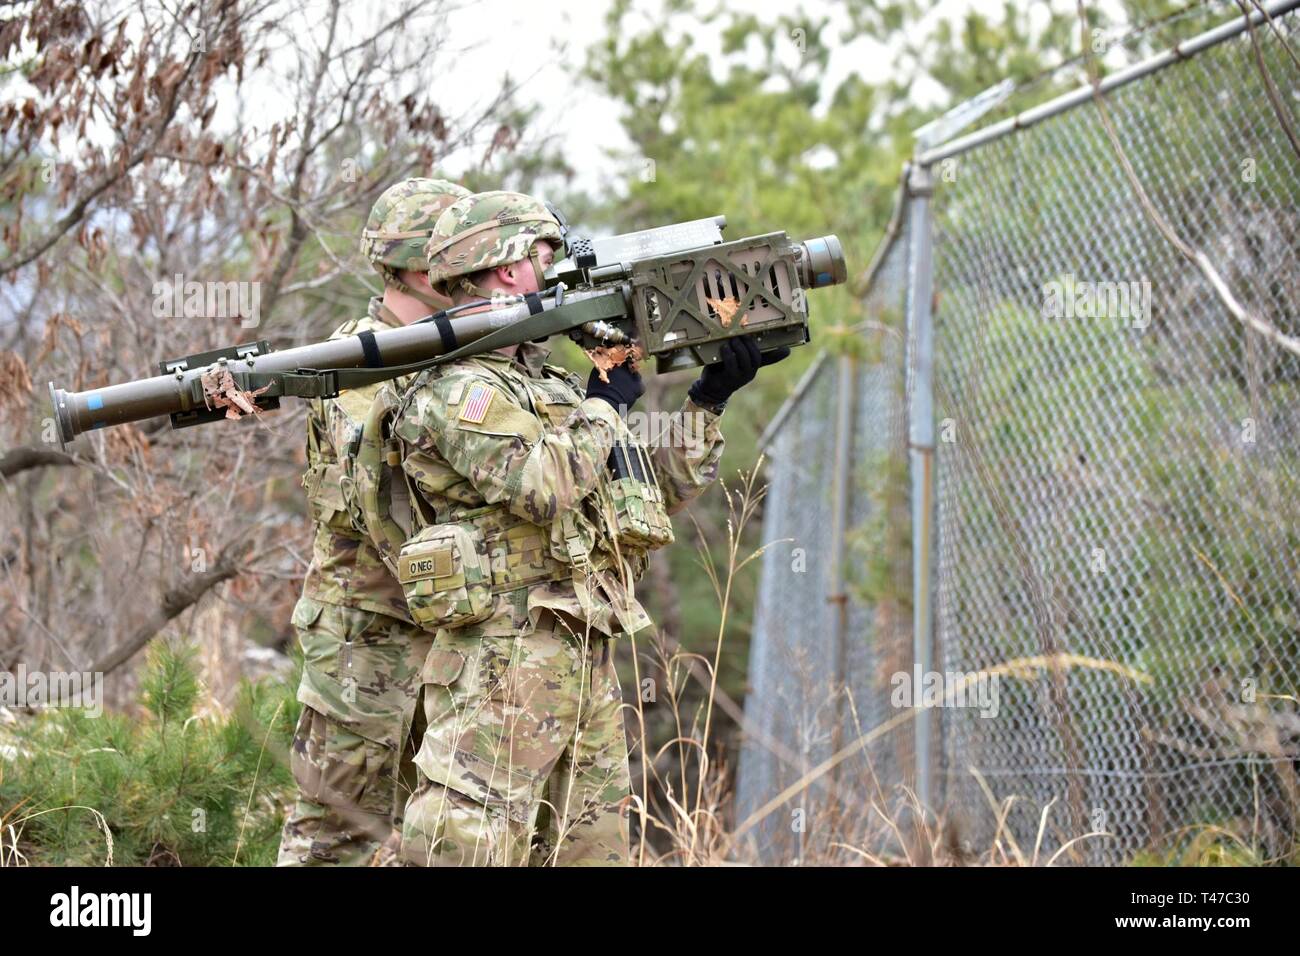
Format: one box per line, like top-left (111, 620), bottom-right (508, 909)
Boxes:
top-left (585, 362), bottom-right (645, 415)
top-left (688, 336), bottom-right (791, 411)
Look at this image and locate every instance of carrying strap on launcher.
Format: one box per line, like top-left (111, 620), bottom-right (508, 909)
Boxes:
top-left (236, 293), bottom-right (626, 402)
top-left (353, 385), bottom-right (413, 578)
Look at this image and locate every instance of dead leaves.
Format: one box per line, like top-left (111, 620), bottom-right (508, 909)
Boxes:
top-left (0, 18), bottom-right (26, 62)
top-left (200, 367), bottom-right (270, 421)
top-left (35, 312), bottom-right (84, 369)
top-left (103, 422), bottom-right (150, 466)
top-left (76, 224), bottom-right (108, 269)
top-left (483, 123), bottom-right (521, 166)
top-left (584, 342), bottom-right (644, 383)
top-left (0, 351), bottom-right (34, 423)
top-left (706, 296), bottom-right (748, 327)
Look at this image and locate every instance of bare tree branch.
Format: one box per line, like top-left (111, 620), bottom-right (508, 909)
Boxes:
top-left (0, 9), bottom-right (221, 274)
top-left (91, 550), bottom-right (242, 675)
top-left (0, 445), bottom-right (78, 479)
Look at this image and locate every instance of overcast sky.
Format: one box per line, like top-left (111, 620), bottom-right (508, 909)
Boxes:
top-left (432, 0), bottom-right (1016, 195)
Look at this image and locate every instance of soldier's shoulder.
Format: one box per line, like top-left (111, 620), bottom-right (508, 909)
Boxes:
top-left (329, 317), bottom-right (362, 339)
top-left (543, 363), bottom-right (584, 392)
top-left (416, 356), bottom-right (517, 394)
top-left (395, 358), bottom-right (538, 447)
top-left (329, 315), bottom-right (375, 340)
top-left (394, 360), bottom-right (504, 432)
top-left (320, 316), bottom-right (389, 420)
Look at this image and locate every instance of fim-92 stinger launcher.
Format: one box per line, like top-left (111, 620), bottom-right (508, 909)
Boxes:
top-left (49, 211), bottom-right (846, 448)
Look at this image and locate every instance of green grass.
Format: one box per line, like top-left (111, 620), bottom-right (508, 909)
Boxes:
top-left (0, 641), bottom-right (299, 867)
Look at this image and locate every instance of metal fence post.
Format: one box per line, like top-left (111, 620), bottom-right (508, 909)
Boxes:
top-left (826, 351), bottom-right (856, 809)
top-left (904, 160), bottom-right (936, 818)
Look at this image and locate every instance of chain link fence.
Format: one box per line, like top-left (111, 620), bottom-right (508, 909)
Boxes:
top-left (737, 2), bottom-right (1300, 865)
top-left (734, 207), bottom-right (913, 863)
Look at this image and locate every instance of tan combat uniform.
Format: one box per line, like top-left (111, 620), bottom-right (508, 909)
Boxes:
top-left (277, 298), bottom-right (429, 866)
top-left (366, 340), bottom-right (724, 865)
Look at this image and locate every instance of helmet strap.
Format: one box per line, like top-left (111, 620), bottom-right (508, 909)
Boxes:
top-left (528, 245), bottom-right (548, 291)
top-left (455, 276), bottom-right (499, 302)
top-left (374, 299), bottom-right (404, 326)
top-left (445, 244), bottom-right (549, 307)
top-left (384, 268), bottom-right (448, 311)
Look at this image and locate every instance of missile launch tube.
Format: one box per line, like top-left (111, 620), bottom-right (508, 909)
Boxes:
top-left (48, 287), bottom-right (626, 448)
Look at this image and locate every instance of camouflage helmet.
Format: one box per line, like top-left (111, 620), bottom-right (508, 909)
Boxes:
top-left (424, 190), bottom-right (564, 299)
top-left (361, 178), bottom-right (470, 309)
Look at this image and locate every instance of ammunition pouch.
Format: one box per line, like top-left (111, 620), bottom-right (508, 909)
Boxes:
top-left (398, 522), bottom-right (493, 630)
top-left (604, 475), bottom-right (674, 549)
top-left (302, 404), bottom-right (356, 534)
top-left (397, 507), bottom-right (572, 630)
top-left (599, 435), bottom-right (674, 552)
top-left (302, 458), bottom-right (353, 532)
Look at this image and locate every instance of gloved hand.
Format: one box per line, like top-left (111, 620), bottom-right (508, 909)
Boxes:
top-left (585, 362), bottom-right (645, 415)
top-left (688, 336), bottom-right (791, 410)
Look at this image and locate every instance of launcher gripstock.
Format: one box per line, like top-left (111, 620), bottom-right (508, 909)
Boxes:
top-left (546, 216), bottom-right (844, 371)
top-left (48, 215), bottom-right (845, 449)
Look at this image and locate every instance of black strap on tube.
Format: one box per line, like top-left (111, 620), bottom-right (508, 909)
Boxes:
top-left (432, 312), bottom-right (458, 352)
top-left (240, 293), bottom-right (626, 400)
top-left (357, 330), bottom-right (383, 368)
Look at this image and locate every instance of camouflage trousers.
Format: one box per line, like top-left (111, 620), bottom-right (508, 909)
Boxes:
top-left (401, 608), bottom-right (632, 866)
top-left (277, 597), bottom-right (431, 866)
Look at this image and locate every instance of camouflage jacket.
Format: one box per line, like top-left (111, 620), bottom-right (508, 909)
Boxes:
top-left (389, 340), bottom-right (725, 637)
top-left (300, 297), bottom-right (413, 622)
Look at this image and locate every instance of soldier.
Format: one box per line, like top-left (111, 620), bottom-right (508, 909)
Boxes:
top-left (277, 177), bottom-right (471, 866)
top-left (354, 190), bottom-right (787, 865)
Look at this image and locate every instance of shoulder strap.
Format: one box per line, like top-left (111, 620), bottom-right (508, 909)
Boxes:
top-left (304, 402), bottom-right (323, 460)
top-left (354, 385), bottom-right (411, 576)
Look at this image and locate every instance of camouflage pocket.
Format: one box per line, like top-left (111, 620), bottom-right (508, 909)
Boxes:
top-left (605, 475), bottom-right (675, 550)
top-left (291, 595), bottom-right (326, 630)
top-left (303, 461), bottom-right (349, 526)
top-left (289, 704), bottom-right (396, 819)
top-left (295, 603), bottom-right (422, 751)
top-left (412, 635), bottom-right (554, 824)
top-left (398, 523), bottom-right (494, 630)
top-left (291, 597), bottom-right (331, 675)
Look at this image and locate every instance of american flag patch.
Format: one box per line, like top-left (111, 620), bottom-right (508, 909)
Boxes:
top-left (458, 383), bottom-right (495, 424)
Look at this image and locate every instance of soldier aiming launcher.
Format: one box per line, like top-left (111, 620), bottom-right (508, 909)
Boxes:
top-left (48, 215), bottom-right (846, 449)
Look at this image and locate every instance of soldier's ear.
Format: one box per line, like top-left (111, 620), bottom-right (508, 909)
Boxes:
top-left (400, 267), bottom-right (432, 291)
